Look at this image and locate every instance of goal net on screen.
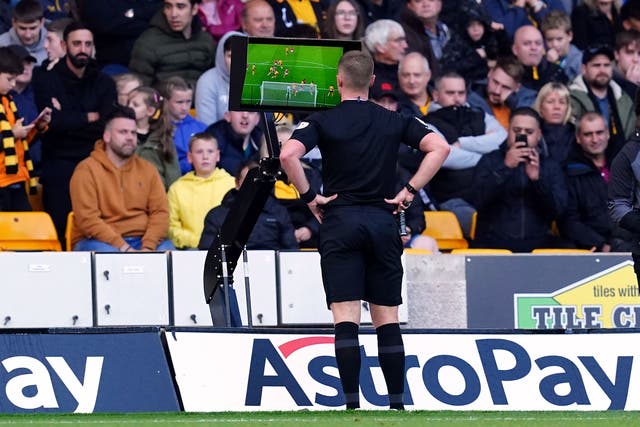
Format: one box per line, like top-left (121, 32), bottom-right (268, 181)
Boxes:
top-left (260, 81), bottom-right (318, 107)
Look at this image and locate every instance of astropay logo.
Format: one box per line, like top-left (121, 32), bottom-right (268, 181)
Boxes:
top-left (244, 336), bottom-right (634, 410)
top-left (1, 356), bottom-right (103, 413)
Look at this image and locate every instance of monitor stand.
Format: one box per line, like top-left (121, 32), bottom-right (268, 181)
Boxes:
top-left (203, 113), bottom-right (281, 327)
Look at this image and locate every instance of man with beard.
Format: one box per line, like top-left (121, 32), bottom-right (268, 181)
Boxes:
top-left (32, 22), bottom-right (116, 248)
top-left (569, 45), bottom-right (635, 161)
top-left (468, 56), bottom-right (536, 129)
top-left (69, 105), bottom-right (174, 252)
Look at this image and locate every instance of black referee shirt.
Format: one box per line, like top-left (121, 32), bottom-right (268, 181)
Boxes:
top-left (291, 100), bottom-right (433, 208)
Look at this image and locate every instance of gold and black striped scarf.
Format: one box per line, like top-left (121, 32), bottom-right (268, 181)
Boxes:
top-left (0, 96), bottom-right (37, 194)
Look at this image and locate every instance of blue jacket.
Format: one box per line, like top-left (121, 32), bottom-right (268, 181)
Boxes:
top-left (483, 0), bottom-right (565, 39)
top-left (174, 115), bottom-right (207, 175)
top-left (205, 119), bottom-right (263, 176)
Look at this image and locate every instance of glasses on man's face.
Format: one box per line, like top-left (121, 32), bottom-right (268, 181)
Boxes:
top-left (336, 9), bottom-right (358, 17)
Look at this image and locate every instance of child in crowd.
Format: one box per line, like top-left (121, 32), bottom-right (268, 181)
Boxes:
top-left (541, 10), bottom-right (583, 82)
top-left (113, 72), bottom-right (144, 106)
top-left (441, 7), bottom-right (508, 87)
top-left (167, 132), bottom-right (235, 249)
top-left (0, 46), bottom-right (50, 211)
top-left (158, 76), bottom-right (206, 175)
top-left (127, 86), bottom-right (161, 145)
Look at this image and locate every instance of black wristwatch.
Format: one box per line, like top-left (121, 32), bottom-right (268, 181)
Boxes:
top-left (405, 182), bottom-right (418, 195)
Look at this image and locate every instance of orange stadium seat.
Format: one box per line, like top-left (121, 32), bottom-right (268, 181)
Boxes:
top-left (421, 211), bottom-right (469, 250)
top-left (450, 248), bottom-right (512, 254)
top-left (531, 248), bottom-right (593, 254)
top-left (0, 211), bottom-right (61, 251)
top-left (274, 180), bottom-right (299, 200)
top-left (404, 248), bottom-right (432, 255)
top-left (65, 212), bottom-right (74, 251)
top-left (469, 211), bottom-right (477, 240)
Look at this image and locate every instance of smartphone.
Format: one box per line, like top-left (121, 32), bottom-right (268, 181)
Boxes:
top-left (29, 108), bottom-right (49, 126)
top-left (515, 133), bottom-right (528, 147)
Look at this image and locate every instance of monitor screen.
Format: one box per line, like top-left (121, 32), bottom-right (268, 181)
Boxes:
top-left (228, 37), bottom-right (362, 113)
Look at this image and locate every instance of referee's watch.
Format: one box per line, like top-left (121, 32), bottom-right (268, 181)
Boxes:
top-left (405, 182), bottom-right (418, 195)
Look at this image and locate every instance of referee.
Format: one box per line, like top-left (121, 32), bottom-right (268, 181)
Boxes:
top-left (280, 50), bottom-right (449, 410)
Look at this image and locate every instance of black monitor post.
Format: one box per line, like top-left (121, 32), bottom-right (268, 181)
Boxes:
top-left (204, 36), bottom-right (362, 326)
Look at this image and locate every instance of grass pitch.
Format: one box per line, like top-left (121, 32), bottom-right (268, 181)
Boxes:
top-left (242, 43), bottom-right (342, 108)
top-left (0, 411), bottom-right (639, 426)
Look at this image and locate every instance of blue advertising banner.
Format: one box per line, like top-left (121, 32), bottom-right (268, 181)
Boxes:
top-left (0, 330), bottom-right (179, 413)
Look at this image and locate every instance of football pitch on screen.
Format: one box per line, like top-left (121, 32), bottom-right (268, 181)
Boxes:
top-left (1, 411), bottom-right (639, 426)
top-left (242, 43), bottom-right (342, 108)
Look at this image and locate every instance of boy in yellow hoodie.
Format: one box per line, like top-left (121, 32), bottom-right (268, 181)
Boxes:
top-left (0, 46), bottom-right (50, 210)
top-left (168, 132), bottom-right (235, 249)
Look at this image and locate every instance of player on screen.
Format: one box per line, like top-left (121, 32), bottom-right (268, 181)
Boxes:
top-left (328, 85), bottom-right (335, 96)
top-left (251, 64), bottom-right (256, 75)
top-left (284, 68), bottom-right (289, 78)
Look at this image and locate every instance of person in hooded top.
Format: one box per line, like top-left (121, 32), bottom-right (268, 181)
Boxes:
top-left (195, 31), bottom-right (244, 126)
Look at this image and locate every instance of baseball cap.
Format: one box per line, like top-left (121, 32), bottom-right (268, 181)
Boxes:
top-left (582, 45), bottom-right (614, 65)
top-left (370, 79), bottom-right (399, 101)
top-left (7, 45), bottom-right (36, 63)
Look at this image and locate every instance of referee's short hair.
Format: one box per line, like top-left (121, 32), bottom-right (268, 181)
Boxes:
top-left (338, 50), bottom-right (374, 91)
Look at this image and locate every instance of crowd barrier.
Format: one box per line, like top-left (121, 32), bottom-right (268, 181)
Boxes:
top-left (0, 251), bottom-right (638, 330)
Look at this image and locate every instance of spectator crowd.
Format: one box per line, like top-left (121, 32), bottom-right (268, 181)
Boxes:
top-left (1, 0), bottom-right (640, 254)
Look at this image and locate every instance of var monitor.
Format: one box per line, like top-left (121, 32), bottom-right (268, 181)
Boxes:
top-left (228, 36), bottom-right (362, 113)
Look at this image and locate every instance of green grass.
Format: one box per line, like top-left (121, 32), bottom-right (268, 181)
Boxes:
top-left (0, 411), bottom-right (639, 427)
top-left (242, 43), bottom-right (342, 108)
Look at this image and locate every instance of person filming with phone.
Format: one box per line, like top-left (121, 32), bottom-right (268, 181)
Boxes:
top-left (0, 46), bottom-right (50, 211)
top-left (463, 106), bottom-right (570, 252)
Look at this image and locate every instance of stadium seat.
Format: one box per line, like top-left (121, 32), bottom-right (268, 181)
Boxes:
top-left (421, 211), bottom-right (469, 250)
top-left (404, 248), bottom-right (432, 255)
top-left (65, 212), bottom-right (74, 251)
top-left (450, 248), bottom-right (512, 254)
top-left (274, 180), bottom-right (299, 199)
top-left (0, 211), bottom-right (61, 251)
top-left (531, 248), bottom-right (593, 254)
top-left (469, 211), bottom-right (477, 240)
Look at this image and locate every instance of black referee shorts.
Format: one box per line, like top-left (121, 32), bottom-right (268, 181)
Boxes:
top-left (318, 205), bottom-right (404, 308)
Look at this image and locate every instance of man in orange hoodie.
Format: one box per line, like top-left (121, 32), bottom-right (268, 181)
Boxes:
top-left (69, 105), bottom-right (174, 252)
top-left (0, 45), bottom-right (50, 211)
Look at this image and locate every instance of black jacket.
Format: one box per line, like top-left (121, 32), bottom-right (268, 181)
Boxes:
top-left (80, 0), bottom-right (162, 67)
top-left (559, 145), bottom-right (612, 250)
top-left (521, 58), bottom-right (568, 92)
top-left (198, 189), bottom-right (298, 250)
top-left (541, 122), bottom-right (575, 166)
top-left (464, 141), bottom-right (568, 251)
top-left (571, 4), bottom-right (618, 50)
top-left (396, 6), bottom-right (440, 76)
top-left (32, 59), bottom-right (117, 163)
top-left (354, 0), bottom-right (403, 27)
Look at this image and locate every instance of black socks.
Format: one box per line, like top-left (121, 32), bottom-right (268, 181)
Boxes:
top-left (334, 321), bottom-right (361, 409)
top-left (335, 322), bottom-right (406, 410)
top-left (376, 323), bottom-right (405, 410)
